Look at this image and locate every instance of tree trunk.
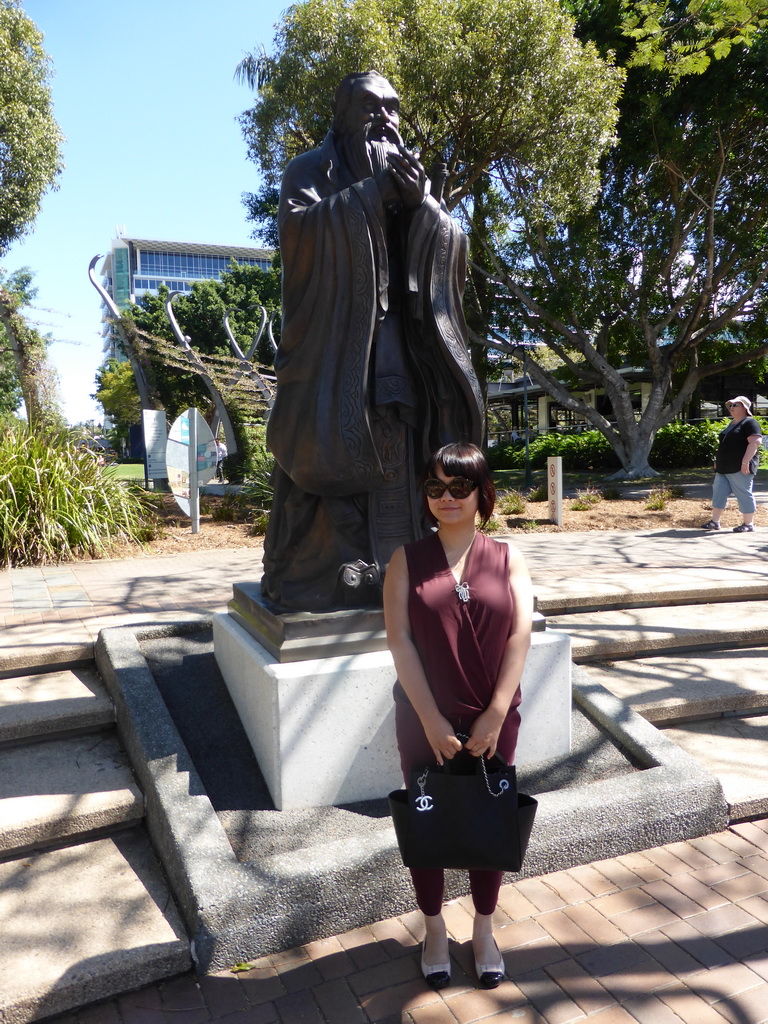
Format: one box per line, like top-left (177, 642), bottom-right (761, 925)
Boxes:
top-left (605, 432), bottom-right (660, 479)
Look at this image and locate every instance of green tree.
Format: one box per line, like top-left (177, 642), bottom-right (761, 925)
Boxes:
top-left (236, 0), bottom-right (622, 397)
top-left (237, 0), bottom-right (623, 222)
top-left (621, 0), bottom-right (768, 80)
top-left (92, 358), bottom-right (141, 449)
top-left (479, 4), bottom-right (768, 477)
top-left (0, 268), bottom-right (63, 430)
top-left (0, 0), bottom-right (64, 256)
top-left (0, 268), bottom-right (30, 416)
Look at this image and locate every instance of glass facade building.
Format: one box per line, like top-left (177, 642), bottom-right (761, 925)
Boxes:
top-left (100, 236), bottom-right (273, 355)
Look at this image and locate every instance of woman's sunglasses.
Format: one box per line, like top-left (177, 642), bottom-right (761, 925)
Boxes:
top-left (424, 477), bottom-right (478, 500)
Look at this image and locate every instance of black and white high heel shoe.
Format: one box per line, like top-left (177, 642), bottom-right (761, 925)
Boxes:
top-left (474, 941), bottom-right (505, 989)
top-left (421, 942), bottom-right (451, 990)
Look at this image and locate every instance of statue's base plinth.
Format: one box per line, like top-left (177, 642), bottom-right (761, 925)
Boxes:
top-left (228, 582), bottom-right (546, 664)
top-left (227, 582), bottom-right (387, 663)
top-left (213, 587), bottom-right (572, 811)
top-left (213, 609), bottom-right (401, 809)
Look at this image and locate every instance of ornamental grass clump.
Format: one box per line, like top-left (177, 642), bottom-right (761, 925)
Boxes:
top-left (496, 489), bottom-right (527, 515)
top-left (0, 423), bottom-right (155, 566)
top-left (645, 486), bottom-right (676, 510)
top-left (570, 485), bottom-right (602, 511)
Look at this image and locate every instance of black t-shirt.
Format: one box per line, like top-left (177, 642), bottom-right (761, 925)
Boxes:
top-left (715, 416), bottom-right (762, 474)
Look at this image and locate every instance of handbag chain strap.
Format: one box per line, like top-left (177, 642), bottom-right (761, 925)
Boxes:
top-left (420, 734), bottom-right (511, 799)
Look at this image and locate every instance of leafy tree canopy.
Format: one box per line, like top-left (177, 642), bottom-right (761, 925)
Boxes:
top-left (0, 267), bottom-right (33, 415)
top-left (0, 0), bottom-right (64, 256)
top-left (237, 0), bottom-right (623, 225)
top-left (0, 266), bottom-right (63, 429)
top-left (484, 8), bottom-right (768, 476)
top-left (620, 0), bottom-right (768, 80)
top-left (91, 357), bottom-right (141, 448)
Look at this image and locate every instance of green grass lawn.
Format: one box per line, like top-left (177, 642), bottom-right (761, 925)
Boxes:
top-left (105, 462), bottom-right (145, 482)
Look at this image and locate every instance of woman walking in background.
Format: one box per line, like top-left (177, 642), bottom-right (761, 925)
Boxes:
top-left (384, 442), bottom-right (533, 990)
top-left (702, 397), bottom-right (762, 533)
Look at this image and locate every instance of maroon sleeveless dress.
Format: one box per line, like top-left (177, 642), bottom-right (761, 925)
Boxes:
top-left (394, 531), bottom-right (521, 778)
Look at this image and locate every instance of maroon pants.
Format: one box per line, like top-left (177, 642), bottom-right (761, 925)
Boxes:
top-left (395, 696), bottom-right (520, 917)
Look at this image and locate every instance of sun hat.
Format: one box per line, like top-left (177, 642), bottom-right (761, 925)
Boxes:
top-left (726, 396), bottom-right (752, 410)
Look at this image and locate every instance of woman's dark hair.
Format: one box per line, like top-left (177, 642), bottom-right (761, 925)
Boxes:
top-left (423, 442), bottom-right (495, 526)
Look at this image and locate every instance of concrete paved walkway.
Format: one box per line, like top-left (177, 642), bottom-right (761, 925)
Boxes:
top-left (3, 527), bottom-right (768, 1023)
top-left (2, 527), bottom-right (767, 667)
top-left (0, 549), bottom-right (264, 672)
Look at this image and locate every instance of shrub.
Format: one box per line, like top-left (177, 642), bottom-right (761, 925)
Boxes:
top-left (496, 489), bottom-right (526, 515)
top-left (199, 494), bottom-right (216, 515)
top-left (570, 485), bottom-right (602, 511)
top-left (487, 417), bottom-right (768, 474)
top-left (208, 494), bottom-right (244, 521)
top-left (480, 516), bottom-right (501, 534)
top-left (648, 421), bottom-right (720, 469)
top-left (527, 484), bottom-right (548, 502)
top-left (601, 486), bottom-right (621, 500)
top-left (645, 487), bottom-right (673, 510)
top-left (222, 417), bottom-right (276, 486)
top-left (0, 423), bottom-right (154, 566)
top-left (250, 510), bottom-right (270, 535)
top-left (488, 430), bottom-right (619, 472)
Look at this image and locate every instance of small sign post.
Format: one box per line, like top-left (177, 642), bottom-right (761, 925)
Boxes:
top-left (165, 408), bottom-right (217, 534)
top-left (547, 456), bottom-right (563, 527)
top-left (142, 409), bottom-right (168, 487)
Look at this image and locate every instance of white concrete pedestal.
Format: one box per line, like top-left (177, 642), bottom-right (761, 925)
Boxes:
top-left (213, 612), bottom-right (571, 810)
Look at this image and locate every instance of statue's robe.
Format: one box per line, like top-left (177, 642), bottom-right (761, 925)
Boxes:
top-left (262, 132), bottom-right (483, 610)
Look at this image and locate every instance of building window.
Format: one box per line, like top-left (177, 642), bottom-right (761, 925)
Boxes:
top-left (138, 251), bottom-right (270, 280)
top-left (134, 278), bottom-right (193, 293)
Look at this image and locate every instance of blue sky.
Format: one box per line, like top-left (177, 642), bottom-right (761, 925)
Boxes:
top-left (5, 0), bottom-right (289, 424)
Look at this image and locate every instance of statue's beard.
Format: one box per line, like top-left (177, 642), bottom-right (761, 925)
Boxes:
top-left (339, 123), bottom-right (403, 184)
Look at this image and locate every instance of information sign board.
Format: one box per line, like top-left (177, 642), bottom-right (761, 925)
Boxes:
top-left (165, 408), bottom-right (217, 531)
top-left (142, 410), bottom-right (168, 480)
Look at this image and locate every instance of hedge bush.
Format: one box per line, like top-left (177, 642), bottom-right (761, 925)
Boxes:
top-left (488, 430), bottom-right (618, 472)
top-left (647, 420), bottom-right (720, 469)
top-left (222, 418), bottom-right (274, 494)
top-left (488, 418), bottom-right (768, 473)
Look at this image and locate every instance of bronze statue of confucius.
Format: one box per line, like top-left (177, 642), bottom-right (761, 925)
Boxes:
top-left (261, 71), bottom-right (482, 611)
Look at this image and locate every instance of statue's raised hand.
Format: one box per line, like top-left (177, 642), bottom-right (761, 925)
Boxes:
top-left (387, 145), bottom-right (426, 210)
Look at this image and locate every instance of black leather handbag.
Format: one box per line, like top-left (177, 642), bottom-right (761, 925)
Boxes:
top-left (388, 750), bottom-right (538, 872)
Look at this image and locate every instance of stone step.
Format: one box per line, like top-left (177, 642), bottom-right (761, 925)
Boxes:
top-left (578, 647), bottom-right (768, 824)
top-left (661, 713), bottom-right (768, 822)
top-left (579, 647), bottom-right (768, 724)
top-left (0, 667), bottom-right (113, 745)
top-left (537, 575), bottom-right (768, 617)
top-left (548, 599), bottom-right (768, 662)
top-left (0, 827), bottom-right (191, 1024)
top-left (0, 635), bottom-right (96, 678)
top-left (0, 733), bottom-right (143, 856)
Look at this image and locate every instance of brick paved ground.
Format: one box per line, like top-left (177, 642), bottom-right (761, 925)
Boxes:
top-left (50, 821), bottom-right (768, 1024)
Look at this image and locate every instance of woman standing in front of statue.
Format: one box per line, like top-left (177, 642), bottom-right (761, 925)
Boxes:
top-left (383, 442), bottom-right (533, 991)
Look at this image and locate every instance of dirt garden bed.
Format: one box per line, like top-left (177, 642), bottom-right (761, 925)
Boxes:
top-left (123, 488), bottom-right (766, 557)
